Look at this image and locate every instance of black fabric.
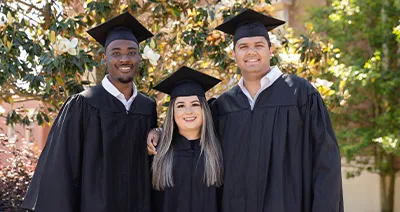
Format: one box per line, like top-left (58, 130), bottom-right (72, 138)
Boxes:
top-left (210, 74), bottom-right (344, 212)
top-left (87, 12), bottom-right (153, 47)
top-left (0, 199), bottom-right (4, 212)
top-left (153, 66), bottom-right (221, 99)
top-left (170, 80), bottom-right (206, 99)
top-left (21, 84), bottom-right (157, 212)
top-left (234, 21), bottom-right (270, 46)
top-left (105, 26), bottom-right (138, 47)
top-left (152, 134), bottom-right (218, 212)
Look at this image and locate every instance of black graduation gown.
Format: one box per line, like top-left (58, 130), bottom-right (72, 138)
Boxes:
top-left (211, 74), bottom-right (343, 212)
top-left (152, 134), bottom-right (218, 212)
top-left (21, 84), bottom-right (157, 212)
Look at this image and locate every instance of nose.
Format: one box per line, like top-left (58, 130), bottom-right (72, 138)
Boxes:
top-left (246, 48), bottom-right (257, 56)
top-left (119, 54), bottom-right (130, 63)
top-left (184, 106), bottom-right (194, 114)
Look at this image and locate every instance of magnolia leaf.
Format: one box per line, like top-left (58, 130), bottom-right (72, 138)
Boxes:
top-left (7, 40), bottom-right (12, 50)
top-left (50, 30), bottom-right (56, 44)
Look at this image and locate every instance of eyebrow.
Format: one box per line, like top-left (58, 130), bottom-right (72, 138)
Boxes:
top-left (175, 100), bottom-right (200, 104)
top-left (110, 46), bottom-right (138, 51)
top-left (238, 41), bottom-right (266, 46)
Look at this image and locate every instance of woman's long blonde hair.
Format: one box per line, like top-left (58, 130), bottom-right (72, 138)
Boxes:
top-left (152, 97), bottom-right (223, 190)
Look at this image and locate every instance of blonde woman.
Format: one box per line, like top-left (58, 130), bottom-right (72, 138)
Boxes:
top-left (151, 66), bottom-right (223, 212)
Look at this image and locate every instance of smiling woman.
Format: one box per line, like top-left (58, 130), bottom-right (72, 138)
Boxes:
top-left (173, 96), bottom-right (203, 139)
top-left (151, 66), bottom-right (223, 212)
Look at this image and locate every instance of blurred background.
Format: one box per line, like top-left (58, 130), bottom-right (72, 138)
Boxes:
top-left (0, 0), bottom-right (399, 211)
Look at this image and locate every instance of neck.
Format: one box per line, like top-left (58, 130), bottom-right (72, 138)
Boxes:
top-left (108, 76), bottom-right (134, 100)
top-left (242, 68), bottom-right (271, 98)
top-left (179, 129), bottom-right (201, 140)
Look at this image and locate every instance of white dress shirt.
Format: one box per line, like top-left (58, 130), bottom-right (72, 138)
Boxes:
top-left (101, 75), bottom-right (138, 111)
top-left (238, 66), bottom-right (283, 110)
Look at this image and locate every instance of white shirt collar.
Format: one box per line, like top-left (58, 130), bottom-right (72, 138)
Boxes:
top-left (238, 66), bottom-right (283, 109)
top-left (101, 75), bottom-right (138, 111)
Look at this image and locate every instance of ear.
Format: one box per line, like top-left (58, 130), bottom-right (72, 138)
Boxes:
top-left (102, 52), bottom-right (107, 64)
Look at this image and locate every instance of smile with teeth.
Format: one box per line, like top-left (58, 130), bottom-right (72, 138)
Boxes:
top-left (184, 117), bottom-right (196, 122)
top-left (245, 59), bottom-right (260, 62)
top-left (117, 66), bottom-right (133, 72)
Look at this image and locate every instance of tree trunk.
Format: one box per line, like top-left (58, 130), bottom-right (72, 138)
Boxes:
top-left (380, 155), bottom-right (396, 212)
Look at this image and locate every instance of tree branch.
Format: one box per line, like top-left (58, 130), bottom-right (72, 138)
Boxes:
top-left (7, 4), bottom-right (41, 26)
top-left (13, 0), bottom-right (44, 14)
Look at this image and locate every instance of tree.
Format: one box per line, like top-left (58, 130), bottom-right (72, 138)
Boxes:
top-left (1, 0), bottom-right (342, 124)
top-left (310, 0), bottom-right (400, 211)
top-left (0, 0), bottom-right (346, 209)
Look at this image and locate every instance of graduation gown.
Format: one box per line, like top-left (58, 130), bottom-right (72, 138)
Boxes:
top-left (21, 84), bottom-right (157, 212)
top-left (152, 134), bottom-right (218, 212)
top-left (211, 74), bottom-right (343, 212)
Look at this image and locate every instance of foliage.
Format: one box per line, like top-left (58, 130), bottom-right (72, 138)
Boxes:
top-left (309, 0), bottom-right (399, 211)
top-left (0, 134), bottom-right (38, 211)
top-left (0, 0), bottom-right (365, 209)
top-left (0, 0), bottom-right (341, 125)
top-left (310, 0), bottom-right (400, 176)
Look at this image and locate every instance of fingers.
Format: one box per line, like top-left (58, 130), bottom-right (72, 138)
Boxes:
top-left (147, 128), bottom-right (161, 155)
top-left (147, 137), bottom-right (157, 155)
top-left (152, 138), bottom-right (159, 146)
top-left (147, 145), bottom-right (157, 155)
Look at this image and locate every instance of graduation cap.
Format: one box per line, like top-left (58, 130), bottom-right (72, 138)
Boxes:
top-left (216, 9), bottom-right (285, 46)
top-left (87, 12), bottom-right (153, 48)
top-left (153, 66), bottom-right (221, 99)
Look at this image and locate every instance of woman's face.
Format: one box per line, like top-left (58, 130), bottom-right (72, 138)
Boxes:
top-left (173, 95), bottom-right (203, 136)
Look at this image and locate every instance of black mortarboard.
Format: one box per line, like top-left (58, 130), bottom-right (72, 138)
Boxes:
top-left (87, 12), bottom-right (153, 48)
top-left (153, 66), bottom-right (221, 99)
top-left (216, 9), bottom-right (285, 46)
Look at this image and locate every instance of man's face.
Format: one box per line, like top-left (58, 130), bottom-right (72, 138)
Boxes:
top-left (104, 40), bottom-right (140, 85)
top-left (233, 36), bottom-right (271, 76)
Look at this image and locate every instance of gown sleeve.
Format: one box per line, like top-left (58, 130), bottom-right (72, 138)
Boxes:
top-left (21, 95), bottom-right (87, 212)
top-left (308, 93), bottom-right (344, 212)
top-left (208, 98), bottom-right (219, 132)
top-left (151, 102), bottom-right (158, 129)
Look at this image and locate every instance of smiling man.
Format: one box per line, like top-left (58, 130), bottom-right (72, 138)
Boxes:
top-left (21, 12), bottom-right (157, 212)
top-left (211, 9), bottom-right (344, 212)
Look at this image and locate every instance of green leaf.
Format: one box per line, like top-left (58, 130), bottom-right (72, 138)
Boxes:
top-left (36, 114), bottom-right (43, 125)
top-left (170, 6), bottom-right (181, 18)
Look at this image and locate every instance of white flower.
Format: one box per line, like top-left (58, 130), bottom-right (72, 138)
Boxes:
top-left (314, 78), bottom-right (334, 88)
top-left (221, 0), bottom-right (234, 7)
top-left (142, 45), bottom-right (160, 66)
top-left (269, 33), bottom-right (282, 48)
top-left (55, 37), bottom-right (78, 56)
top-left (224, 42), bottom-right (233, 53)
top-left (0, 105), bottom-right (5, 114)
top-left (279, 53), bottom-right (301, 63)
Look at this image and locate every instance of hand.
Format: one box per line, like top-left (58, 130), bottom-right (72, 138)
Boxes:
top-left (147, 128), bottom-right (160, 155)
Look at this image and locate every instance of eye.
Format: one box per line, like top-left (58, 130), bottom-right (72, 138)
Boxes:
top-left (256, 44), bottom-right (264, 48)
top-left (128, 51), bottom-right (136, 56)
top-left (192, 103), bottom-right (200, 107)
top-left (176, 104), bottom-right (184, 108)
top-left (239, 45), bottom-right (247, 49)
top-left (111, 52), bottom-right (120, 56)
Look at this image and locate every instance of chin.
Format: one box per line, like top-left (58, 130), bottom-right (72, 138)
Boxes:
top-left (117, 76), bottom-right (134, 84)
top-left (183, 125), bottom-right (201, 131)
